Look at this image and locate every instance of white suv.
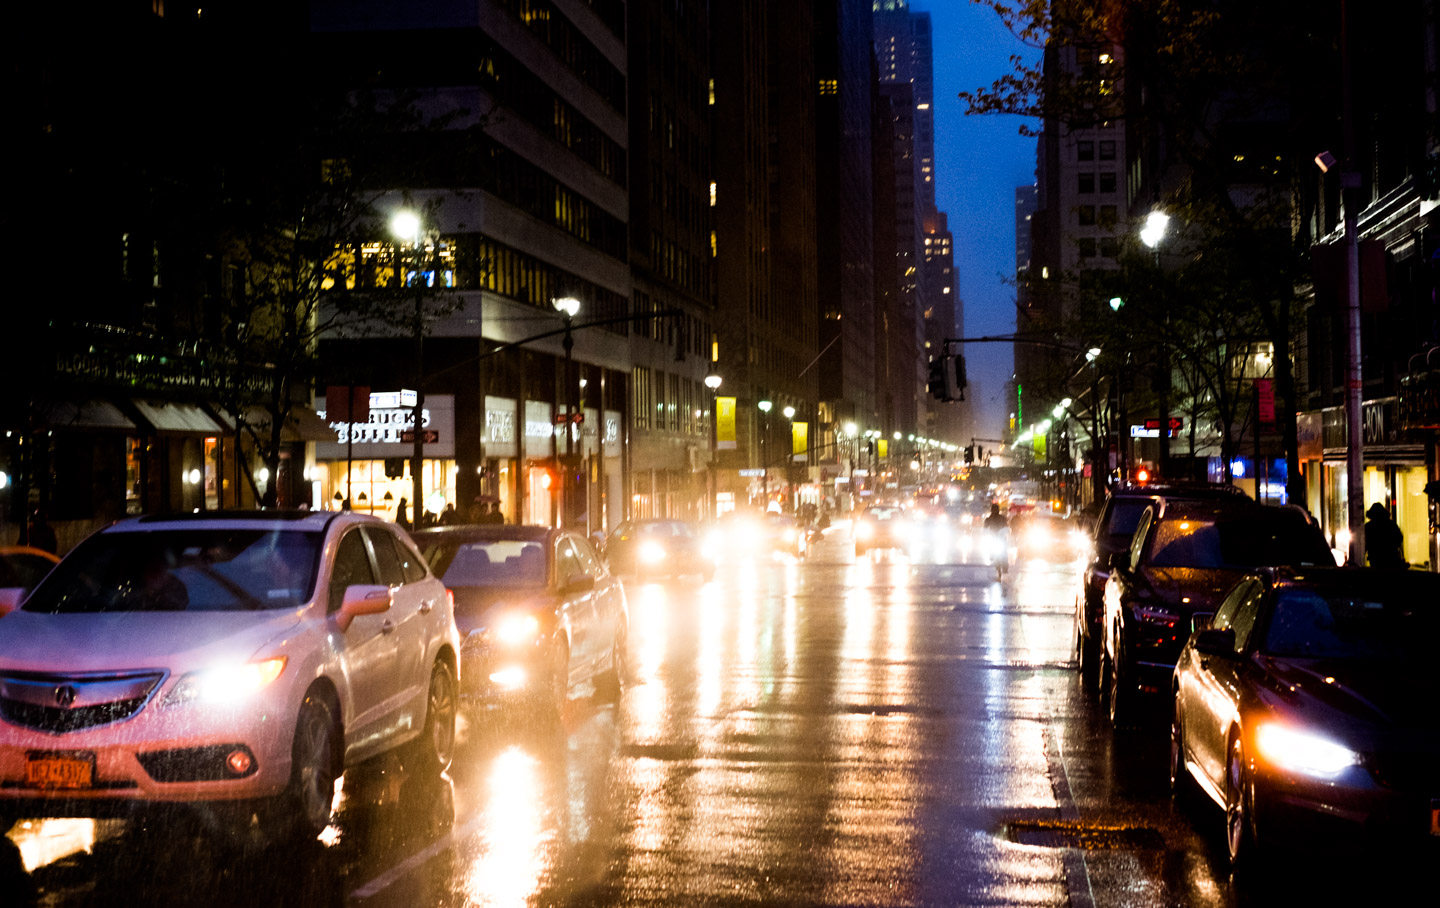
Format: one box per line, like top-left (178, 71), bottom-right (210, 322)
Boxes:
top-left (0, 510), bottom-right (460, 841)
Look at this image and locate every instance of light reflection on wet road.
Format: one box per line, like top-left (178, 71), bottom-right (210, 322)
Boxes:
top-left (7, 527), bottom-right (1426, 906)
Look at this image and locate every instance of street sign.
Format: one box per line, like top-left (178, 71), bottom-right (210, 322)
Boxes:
top-left (1142, 417), bottom-right (1183, 431)
top-left (400, 429), bottom-right (439, 443)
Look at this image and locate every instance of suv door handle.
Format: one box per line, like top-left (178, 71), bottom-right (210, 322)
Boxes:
top-left (381, 620), bottom-right (396, 635)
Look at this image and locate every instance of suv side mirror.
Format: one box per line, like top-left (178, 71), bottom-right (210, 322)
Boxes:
top-left (562, 575), bottom-right (596, 595)
top-left (1193, 628), bottom-right (1236, 657)
top-left (335, 584), bottom-right (392, 632)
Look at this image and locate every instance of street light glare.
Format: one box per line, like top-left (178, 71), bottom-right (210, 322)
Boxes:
top-left (704, 373), bottom-right (722, 390)
top-left (1086, 347), bottom-right (1101, 361)
top-left (782, 406), bottom-right (796, 419)
top-left (553, 296), bottom-right (581, 318)
top-left (390, 209), bottom-right (421, 242)
top-left (758, 399), bottom-right (773, 413)
top-left (843, 421), bottom-right (857, 437)
top-left (1140, 210), bottom-right (1170, 248)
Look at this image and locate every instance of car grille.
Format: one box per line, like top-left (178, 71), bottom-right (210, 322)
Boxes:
top-left (0, 671), bottom-right (165, 734)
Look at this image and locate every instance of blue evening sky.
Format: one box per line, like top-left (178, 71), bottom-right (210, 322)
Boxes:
top-left (912, 0), bottom-right (1041, 441)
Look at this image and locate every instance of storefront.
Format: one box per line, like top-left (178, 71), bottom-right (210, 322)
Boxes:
top-left (314, 392), bottom-right (457, 524)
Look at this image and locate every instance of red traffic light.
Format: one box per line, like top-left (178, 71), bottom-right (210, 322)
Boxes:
top-left (1135, 467), bottom-right (1151, 484)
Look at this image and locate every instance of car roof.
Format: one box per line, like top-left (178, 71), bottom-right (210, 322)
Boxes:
top-left (103, 510), bottom-right (351, 534)
top-left (1266, 566), bottom-right (1440, 598)
top-left (1108, 482), bottom-right (1248, 502)
top-left (410, 524), bottom-right (555, 544)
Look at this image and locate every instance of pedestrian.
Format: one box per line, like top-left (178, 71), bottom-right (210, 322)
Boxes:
top-left (24, 510), bottom-right (58, 555)
top-left (485, 502), bottom-right (505, 525)
top-left (466, 498), bottom-right (486, 524)
top-left (1364, 503), bottom-right (1405, 569)
top-left (441, 503), bottom-right (458, 526)
top-left (396, 497), bottom-right (412, 532)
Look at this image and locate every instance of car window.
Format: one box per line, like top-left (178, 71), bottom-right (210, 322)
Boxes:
top-left (390, 532), bottom-right (428, 583)
top-left (1213, 580), bottom-right (1260, 652)
top-left (22, 530), bottom-right (322, 614)
top-left (1215, 516), bottom-right (1334, 567)
top-left (572, 535), bottom-right (604, 575)
top-left (556, 538), bottom-right (587, 587)
top-left (364, 527), bottom-right (406, 586)
top-left (422, 538), bottom-right (548, 588)
top-left (1104, 498), bottom-right (1156, 540)
top-left (1261, 588), bottom-right (1439, 660)
top-left (1212, 580), bottom-right (1251, 631)
top-left (329, 530), bottom-right (376, 612)
top-left (1126, 509), bottom-right (1153, 569)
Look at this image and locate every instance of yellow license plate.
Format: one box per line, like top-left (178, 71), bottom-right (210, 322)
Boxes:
top-left (25, 754), bottom-right (94, 790)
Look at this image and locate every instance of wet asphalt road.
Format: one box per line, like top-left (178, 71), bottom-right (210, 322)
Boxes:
top-left (5, 525), bottom-right (1430, 906)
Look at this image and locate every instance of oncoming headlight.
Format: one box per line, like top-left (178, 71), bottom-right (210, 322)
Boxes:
top-left (165, 658), bottom-right (287, 708)
top-left (639, 541), bottom-right (667, 564)
top-left (1255, 723), bottom-right (1359, 777)
top-left (494, 613), bottom-right (541, 646)
top-left (856, 522), bottom-right (875, 540)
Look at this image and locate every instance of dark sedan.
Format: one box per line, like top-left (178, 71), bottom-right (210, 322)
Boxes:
top-left (1172, 568), bottom-right (1440, 867)
top-left (604, 520), bottom-right (715, 580)
top-left (1100, 500), bottom-right (1332, 725)
top-left (412, 525), bottom-right (628, 717)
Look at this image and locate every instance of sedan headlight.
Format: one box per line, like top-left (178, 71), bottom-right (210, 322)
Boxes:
top-left (639, 541), bottom-right (667, 564)
top-left (1255, 722), bottom-right (1359, 777)
top-left (494, 613), bottom-right (540, 646)
top-left (164, 657), bottom-right (287, 708)
top-left (856, 522), bottom-right (875, 540)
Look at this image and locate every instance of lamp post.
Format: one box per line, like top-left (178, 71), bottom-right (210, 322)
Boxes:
top-left (705, 372), bottom-right (722, 518)
top-left (1140, 209), bottom-right (1171, 481)
top-left (782, 405), bottom-right (796, 509)
top-left (391, 209), bottom-right (426, 524)
top-left (757, 399), bottom-right (772, 505)
top-left (553, 296), bottom-right (581, 528)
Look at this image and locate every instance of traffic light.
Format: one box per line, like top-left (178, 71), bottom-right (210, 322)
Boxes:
top-left (964, 445), bottom-right (974, 464)
top-left (927, 357), bottom-right (948, 400)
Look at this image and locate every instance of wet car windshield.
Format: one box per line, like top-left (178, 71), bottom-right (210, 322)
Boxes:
top-left (422, 539), bottom-right (548, 588)
top-left (22, 530), bottom-right (322, 613)
top-left (1148, 514), bottom-right (1333, 568)
top-left (1263, 589), bottom-right (1439, 660)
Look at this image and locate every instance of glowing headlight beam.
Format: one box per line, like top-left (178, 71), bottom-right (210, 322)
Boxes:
top-left (1255, 723), bottom-right (1359, 777)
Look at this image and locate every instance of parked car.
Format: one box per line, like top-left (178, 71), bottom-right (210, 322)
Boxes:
top-left (1075, 482), bottom-right (1249, 688)
top-left (603, 520), bottom-right (715, 580)
top-left (1171, 567), bottom-right (1440, 867)
top-left (1100, 499), bottom-right (1332, 726)
top-left (853, 505), bottom-right (910, 556)
top-left (0, 546), bottom-right (60, 593)
top-left (0, 511), bottom-right (459, 841)
top-left (412, 525), bottom-right (628, 717)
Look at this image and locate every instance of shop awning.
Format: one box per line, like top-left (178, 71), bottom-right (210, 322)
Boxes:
top-left (35, 400), bottom-right (136, 432)
top-left (214, 406), bottom-right (337, 443)
top-left (129, 399), bottom-right (226, 435)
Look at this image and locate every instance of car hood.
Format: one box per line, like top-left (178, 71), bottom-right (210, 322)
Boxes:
top-left (0, 609), bottom-right (304, 674)
top-left (1256, 655), bottom-right (1440, 731)
top-left (449, 586), bottom-right (553, 634)
top-left (1139, 567), bottom-right (1245, 613)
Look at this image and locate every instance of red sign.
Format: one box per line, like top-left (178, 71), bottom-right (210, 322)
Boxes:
top-left (1255, 379), bottom-right (1275, 425)
top-left (1142, 417), bottom-right (1183, 432)
top-left (325, 385), bottom-right (370, 422)
top-left (400, 430), bottom-right (439, 443)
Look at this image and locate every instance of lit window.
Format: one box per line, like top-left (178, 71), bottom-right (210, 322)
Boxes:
top-left (710, 182), bottom-right (717, 206)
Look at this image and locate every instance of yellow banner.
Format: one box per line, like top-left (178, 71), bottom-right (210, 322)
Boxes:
top-left (1034, 432), bottom-right (1047, 462)
top-left (792, 421), bottom-right (808, 461)
top-left (877, 439), bottom-right (888, 458)
top-left (717, 397), bottom-right (736, 449)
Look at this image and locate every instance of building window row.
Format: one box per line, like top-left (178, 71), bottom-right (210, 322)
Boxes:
top-left (1076, 140), bottom-right (1117, 162)
top-left (649, 232), bottom-right (706, 296)
top-left (472, 40), bottom-right (626, 185)
top-left (481, 139), bottom-right (628, 259)
top-left (575, 0), bottom-right (625, 39)
top-left (1077, 172), bottom-right (1118, 194)
top-left (492, 0), bottom-right (626, 114)
top-left (1076, 204), bottom-right (1118, 228)
top-left (1077, 236), bottom-right (1121, 259)
top-left (631, 365), bottom-right (709, 435)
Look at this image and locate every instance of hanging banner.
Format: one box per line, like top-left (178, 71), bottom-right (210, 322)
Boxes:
top-left (717, 396), bottom-right (737, 450)
top-left (791, 421), bottom-right (808, 461)
top-left (877, 439), bottom-right (888, 458)
top-left (1034, 432), bottom-right (1047, 462)
top-left (1255, 378), bottom-right (1275, 426)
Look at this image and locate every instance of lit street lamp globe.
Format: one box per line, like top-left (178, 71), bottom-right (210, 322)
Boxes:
top-left (704, 374), bottom-right (722, 390)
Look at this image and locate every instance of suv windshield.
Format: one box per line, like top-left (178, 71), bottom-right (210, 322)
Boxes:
top-left (1147, 513), bottom-right (1333, 569)
top-left (23, 530), bottom-right (322, 613)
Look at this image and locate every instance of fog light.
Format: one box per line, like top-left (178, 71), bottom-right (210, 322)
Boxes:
top-left (489, 666), bottom-right (527, 689)
top-left (226, 749), bottom-right (254, 776)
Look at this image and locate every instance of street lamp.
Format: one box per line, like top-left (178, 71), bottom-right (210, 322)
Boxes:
top-left (705, 372), bottom-right (722, 517)
top-left (391, 209), bottom-right (426, 523)
top-left (757, 399), bottom-right (772, 504)
top-left (553, 296), bottom-right (581, 527)
top-left (1140, 207), bottom-right (1172, 480)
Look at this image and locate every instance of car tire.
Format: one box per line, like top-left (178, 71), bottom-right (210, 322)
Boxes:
top-left (1170, 706), bottom-right (1199, 809)
top-left (270, 691), bottom-right (340, 842)
top-left (1107, 647), bottom-right (1135, 728)
top-left (1225, 735), bottom-right (1264, 871)
top-left (594, 625), bottom-right (627, 703)
top-left (404, 659), bottom-right (457, 776)
top-left (1076, 624), bottom-right (1099, 691)
top-left (540, 637), bottom-right (570, 721)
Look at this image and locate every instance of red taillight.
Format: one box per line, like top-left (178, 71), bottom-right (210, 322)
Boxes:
top-left (446, 588), bottom-right (455, 611)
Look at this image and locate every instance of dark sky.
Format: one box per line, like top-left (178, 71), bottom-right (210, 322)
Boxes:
top-left (912, 1), bottom-right (1040, 442)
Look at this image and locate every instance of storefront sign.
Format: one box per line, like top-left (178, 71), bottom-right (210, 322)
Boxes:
top-left (483, 396), bottom-right (517, 458)
top-left (315, 394), bottom-right (455, 458)
top-left (1255, 379), bottom-right (1275, 425)
top-left (523, 401), bottom-right (554, 457)
top-left (603, 410), bottom-right (622, 458)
